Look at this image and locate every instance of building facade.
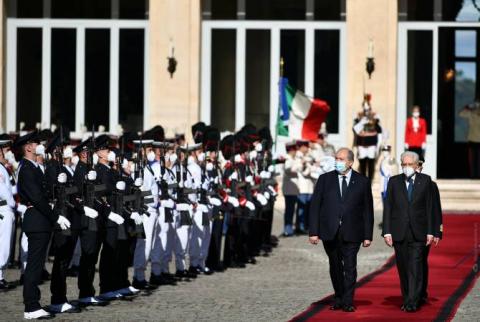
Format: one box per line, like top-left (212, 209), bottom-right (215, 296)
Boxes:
top-left (1, 0), bottom-right (479, 179)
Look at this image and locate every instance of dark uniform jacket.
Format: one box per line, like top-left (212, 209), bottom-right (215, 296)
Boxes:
top-left (309, 170), bottom-right (374, 242)
top-left (382, 173), bottom-right (434, 242)
top-left (18, 158), bottom-right (58, 233)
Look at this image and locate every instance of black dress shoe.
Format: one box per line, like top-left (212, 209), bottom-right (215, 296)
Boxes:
top-left (329, 303), bottom-right (343, 310)
top-left (63, 306), bottom-right (81, 313)
top-left (18, 274), bottom-right (24, 286)
top-left (42, 269), bottom-right (51, 281)
top-left (343, 305), bottom-right (356, 312)
top-left (247, 257), bottom-right (257, 264)
top-left (186, 267), bottom-right (198, 278)
top-left (202, 267), bottom-right (214, 275)
top-left (150, 273), bottom-right (176, 286)
top-left (405, 305), bottom-right (417, 312)
top-left (78, 298), bottom-right (109, 307)
top-left (0, 279), bottom-right (15, 291)
top-left (175, 270), bottom-right (190, 281)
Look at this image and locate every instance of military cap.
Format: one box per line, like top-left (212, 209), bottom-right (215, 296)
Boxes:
top-left (191, 122), bottom-right (207, 144)
top-left (203, 126), bottom-right (220, 152)
top-left (13, 130), bottom-right (40, 148)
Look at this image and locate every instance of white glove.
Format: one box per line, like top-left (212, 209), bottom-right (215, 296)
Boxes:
top-left (229, 172), bottom-right (238, 181)
top-left (213, 176), bottom-right (220, 184)
top-left (107, 151), bottom-right (116, 162)
top-left (206, 162), bottom-right (214, 171)
top-left (87, 170), bottom-right (97, 181)
top-left (405, 143), bottom-right (409, 150)
top-left (57, 215), bottom-right (71, 230)
top-left (234, 155), bottom-right (242, 163)
top-left (116, 181), bottom-right (126, 191)
top-left (176, 203), bottom-right (192, 212)
top-left (17, 204), bottom-right (27, 215)
top-left (92, 153), bottom-right (99, 165)
top-left (227, 196), bottom-right (239, 207)
top-left (245, 201), bottom-right (256, 211)
top-left (11, 185), bottom-right (17, 195)
top-left (83, 206), bottom-right (98, 219)
top-left (245, 175), bottom-right (253, 184)
top-left (122, 159), bottom-right (129, 169)
top-left (208, 196), bottom-right (222, 207)
top-left (268, 165), bottom-right (275, 172)
top-left (421, 142), bottom-right (426, 150)
top-left (197, 203), bottom-right (209, 213)
top-left (57, 173), bottom-right (67, 184)
top-left (201, 181), bottom-right (210, 190)
top-left (130, 212), bottom-right (143, 225)
top-left (255, 193), bottom-right (268, 206)
top-left (134, 178), bottom-right (143, 187)
top-left (263, 191), bottom-right (271, 200)
top-left (249, 150), bottom-right (258, 160)
top-left (255, 143), bottom-right (263, 152)
top-left (268, 185), bottom-right (277, 196)
top-left (160, 199), bottom-right (175, 209)
top-left (260, 171), bottom-right (271, 179)
top-left (108, 211), bottom-right (124, 225)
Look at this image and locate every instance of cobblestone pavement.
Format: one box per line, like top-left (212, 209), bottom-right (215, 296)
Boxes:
top-left (1, 203), bottom-right (478, 321)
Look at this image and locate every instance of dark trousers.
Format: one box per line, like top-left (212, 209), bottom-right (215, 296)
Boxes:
top-left (359, 158), bottom-right (376, 181)
top-left (23, 231), bottom-right (51, 312)
top-left (407, 147), bottom-right (425, 161)
top-left (99, 227), bottom-right (118, 294)
top-left (322, 229), bottom-right (361, 306)
top-left (50, 230), bottom-right (78, 304)
top-left (78, 229), bottom-right (100, 299)
top-left (283, 195), bottom-right (296, 234)
top-left (393, 227), bottom-right (425, 306)
top-left (206, 208), bottom-right (224, 270)
top-left (421, 244), bottom-right (431, 299)
top-left (116, 238), bottom-right (133, 290)
top-left (296, 194), bottom-right (311, 231)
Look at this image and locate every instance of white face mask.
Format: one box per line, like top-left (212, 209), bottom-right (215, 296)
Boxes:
top-left (412, 111), bottom-right (420, 118)
top-left (249, 150), bottom-right (258, 160)
top-left (92, 153), bottom-right (99, 165)
top-left (169, 153), bottom-right (178, 164)
top-left (197, 152), bottom-right (205, 162)
top-left (147, 151), bottom-right (156, 162)
top-left (35, 144), bottom-right (45, 157)
top-left (402, 166), bottom-right (415, 178)
top-left (129, 163), bottom-right (136, 173)
top-left (107, 151), bottom-right (116, 162)
top-left (4, 150), bottom-right (15, 163)
top-left (122, 158), bottom-right (129, 169)
top-left (255, 143), bottom-right (263, 152)
top-left (187, 155), bottom-right (195, 165)
top-left (71, 155), bottom-right (79, 166)
top-left (206, 162), bottom-right (214, 171)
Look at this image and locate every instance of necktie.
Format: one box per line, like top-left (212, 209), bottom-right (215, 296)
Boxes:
top-left (341, 175), bottom-right (347, 200)
top-left (407, 178), bottom-right (414, 202)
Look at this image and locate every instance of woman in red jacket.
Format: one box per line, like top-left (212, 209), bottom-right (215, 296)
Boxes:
top-left (404, 105), bottom-right (427, 161)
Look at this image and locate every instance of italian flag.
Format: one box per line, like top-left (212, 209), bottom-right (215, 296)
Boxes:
top-left (277, 78), bottom-right (330, 141)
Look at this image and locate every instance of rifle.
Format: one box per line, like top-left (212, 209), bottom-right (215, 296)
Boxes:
top-left (80, 125), bottom-right (106, 232)
top-left (52, 127), bottom-right (77, 235)
top-left (174, 146), bottom-right (193, 226)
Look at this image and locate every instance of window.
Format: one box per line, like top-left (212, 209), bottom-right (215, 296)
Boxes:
top-left (245, 30), bottom-right (270, 128)
top-left (16, 28), bottom-right (42, 130)
top-left (443, 0), bottom-right (480, 21)
top-left (85, 29), bottom-right (110, 131)
top-left (281, 30), bottom-right (305, 91)
top-left (51, 29), bottom-right (76, 131)
top-left (314, 0), bottom-right (342, 21)
top-left (407, 30), bottom-right (433, 134)
top-left (246, 0), bottom-right (306, 20)
top-left (119, 29), bottom-right (145, 132)
top-left (211, 29), bottom-right (236, 131)
top-left (315, 30), bottom-right (340, 133)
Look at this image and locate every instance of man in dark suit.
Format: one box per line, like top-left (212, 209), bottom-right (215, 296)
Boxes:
top-left (16, 131), bottom-right (71, 320)
top-left (382, 151), bottom-right (434, 312)
top-left (416, 161), bottom-right (443, 303)
top-left (309, 147), bottom-right (374, 312)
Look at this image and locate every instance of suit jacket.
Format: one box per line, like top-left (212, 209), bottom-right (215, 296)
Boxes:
top-left (18, 158), bottom-right (58, 233)
top-left (309, 170), bottom-right (374, 242)
top-left (432, 181), bottom-right (443, 239)
top-left (382, 173), bottom-right (434, 241)
top-left (405, 117), bottom-right (427, 148)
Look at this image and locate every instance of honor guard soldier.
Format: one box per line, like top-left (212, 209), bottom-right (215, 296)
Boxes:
top-left (16, 130), bottom-right (71, 320)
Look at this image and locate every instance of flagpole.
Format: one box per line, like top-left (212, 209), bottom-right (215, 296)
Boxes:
top-left (274, 57), bottom-right (285, 157)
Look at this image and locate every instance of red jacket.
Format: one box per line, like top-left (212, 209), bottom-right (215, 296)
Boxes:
top-left (405, 117), bottom-right (427, 148)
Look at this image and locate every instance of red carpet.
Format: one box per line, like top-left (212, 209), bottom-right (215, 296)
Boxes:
top-left (291, 214), bottom-right (480, 322)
